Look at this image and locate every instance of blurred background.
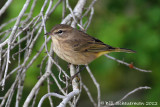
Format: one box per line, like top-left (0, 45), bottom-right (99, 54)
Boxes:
top-left (0, 0), bottom-right (160, 106)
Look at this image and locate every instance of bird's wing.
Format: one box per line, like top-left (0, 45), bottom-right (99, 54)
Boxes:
top-left (70, 34), bottom-right (114, 52)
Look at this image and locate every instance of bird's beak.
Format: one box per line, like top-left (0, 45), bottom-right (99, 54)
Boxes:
top-left (44, 32), bottom-right (51, 36)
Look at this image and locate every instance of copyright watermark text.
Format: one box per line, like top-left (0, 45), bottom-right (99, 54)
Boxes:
top-left (100, 101), bottom-right (158, 106)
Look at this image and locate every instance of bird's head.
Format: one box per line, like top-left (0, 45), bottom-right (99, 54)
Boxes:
top-left (46, 24), bottom-right (74, 40)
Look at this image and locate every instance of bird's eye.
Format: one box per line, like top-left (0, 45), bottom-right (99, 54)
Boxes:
top-left (57, 30), bottom-right (63, 34)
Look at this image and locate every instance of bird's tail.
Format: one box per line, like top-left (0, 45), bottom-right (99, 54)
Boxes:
top-left (111, 48), bottom-right (136, 53)
top-left (97, 48), bottom-right (135, 57)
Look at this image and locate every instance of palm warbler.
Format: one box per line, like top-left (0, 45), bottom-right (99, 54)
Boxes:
top-left (47, 24), bottom-right (135, 65)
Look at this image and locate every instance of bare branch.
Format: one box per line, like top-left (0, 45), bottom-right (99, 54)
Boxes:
top-left (1, 0), bottom-right (31, 89)
top-left (57, 89), bottom-right (80, 107)
top-left (0, 0), bottom-right (14, 16)
top-left (23, 71), bottom-right (51, 107)
top-left (23, 42), bottom-right (53, 106)
top-left (82, 83), bottom-right (97, 107)
top-left (86, 65), bottom-right (101, 107)
top-left (114, 86), bottom-right (151, 106)
top-left (38, 93), bottom-right (64, 107)
top-left (105, 54), bottom-right (152, 72)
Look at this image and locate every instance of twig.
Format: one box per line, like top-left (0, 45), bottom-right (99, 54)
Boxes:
top-left (50, 72), bottom-right (67, 95)
top-left (104, 54), bottom-right (152, 72)
top-left (82, 0), bottom-right (97, 18)
top-left (116, 86), bottom-right (151, 103)
top-left (85, 7), bottom-right (94, 31)
top-left (75, 73), bottom-right (82, 106)
top-left (49, 0), bottom-right (62, 16)
top-left (47, 77), bottom-right (54, 107)
top-left (40, 55), bottom-right (48, 76)
top-left (23, 70), bottom-right (51, 107)
top-left (0, 0), bottom-right (14, 16)
top-left (38, 93), bottom-right (65, 107)
top-left (86, 65), bottom-right (101, 107)
top-left (31, 88), bottom-right (40, 107)
top-left (23, 0), bottom-right (38, 23)
top-left (82, 83), bottom-right (97, 107)
top-left (57, 89), bottom-right (80, 107)
top-left (69, 64), bottom-right (79, 90)
top-left (62, 0), bottom-right (66, 20)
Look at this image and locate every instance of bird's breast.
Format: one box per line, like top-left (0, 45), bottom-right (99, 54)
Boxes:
top-left (51, 38), bottom-right (97, 65)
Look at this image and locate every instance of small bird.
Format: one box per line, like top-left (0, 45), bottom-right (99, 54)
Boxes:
top-left (47, 24), bottom-right (135, 65)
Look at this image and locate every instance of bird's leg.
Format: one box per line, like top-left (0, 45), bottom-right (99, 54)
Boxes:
top-left (67, 63), bottom-right (71, 69)
top-left (70, 65), bottom-right (86, 83)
